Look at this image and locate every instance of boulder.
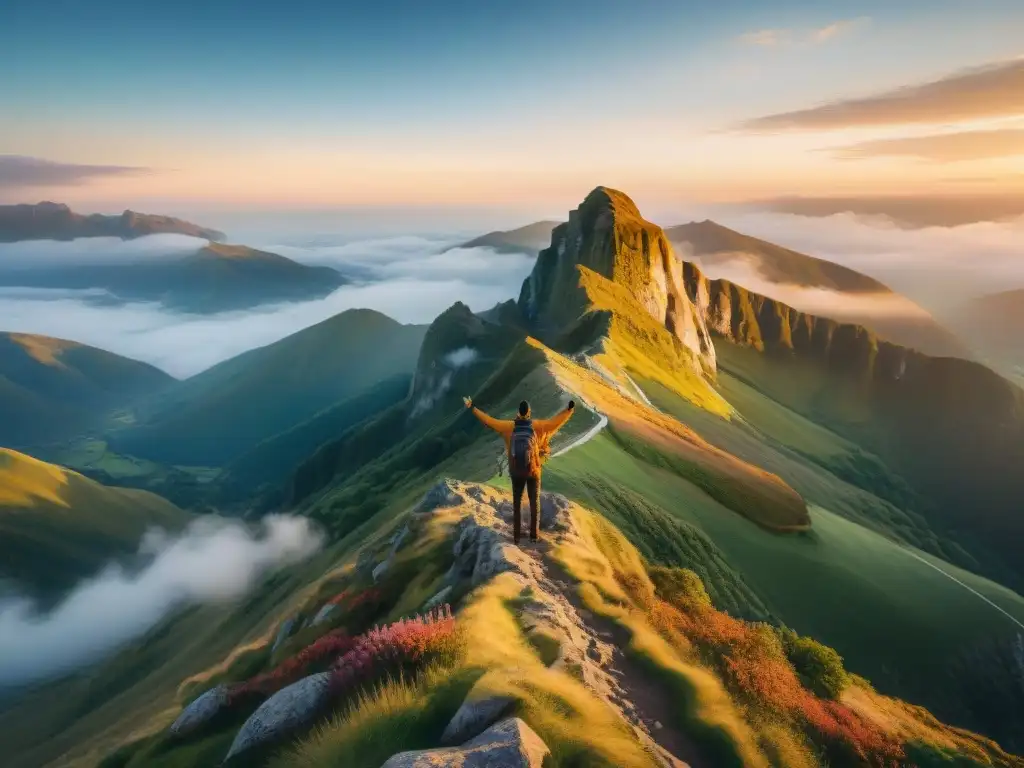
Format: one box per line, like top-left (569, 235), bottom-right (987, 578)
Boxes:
top-left (271, 618), bottom-right (296, 653)
top-left (539, 493), bottom-right (570, 531)
top-left (224, 672), bottom-right (332, 761)
top-left (423, 585), bottom-right (453, 611)
top-left (382, 717), bottom-right (549, 768)
top-left (440, 693), bottom-right (516, 744)
top-left (169, 684), bottom-right (230, 738)
top-left (310, 603), bottom-right (336, 627)
top-left (372, 557), bottom-right (392, 583)
top-left (417, 479), bottom-right (465, 514)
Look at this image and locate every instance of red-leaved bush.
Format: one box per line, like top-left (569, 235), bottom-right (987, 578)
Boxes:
top-left (329, 605), bottom-right (458, 693)
top-left (648, 590), bottom-right (904, 766)
top-left (227, 629), bottom-right (355, 706)
top-left (223, 605), bottom-right (458, 710)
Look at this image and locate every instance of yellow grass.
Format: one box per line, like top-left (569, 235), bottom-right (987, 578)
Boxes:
top-left (0, 448), bottom-right (71, 508)
top-left (9, 332), bottom-right (76, 367)
top-left (459, 572), bottom-right (660, 767)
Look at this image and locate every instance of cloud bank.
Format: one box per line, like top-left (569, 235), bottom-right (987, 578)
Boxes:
top-left (0, 234), bottom-right (207, 268)
top-left (737, 58), bottom-right (1024, 131)
top-left (829, 128), bottom-right (1024, 163)
top-left (713, 210), bottom-right (1024, 310)
top-left (0, 238), bottom-right (535, 378)
top-left (0, 514), bottom-right (323, 689)
top-left (738, 17), bottom-right (867, 48)
top-left (0, 156), bottom-right (151, 189)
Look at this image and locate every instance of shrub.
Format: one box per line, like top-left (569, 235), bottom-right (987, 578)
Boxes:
top-left (330, 605), bottom-right (460, 694)
top-left (650, 566), bottom-right (712, 610)
top-left (782, 630), bottom-right (850, 700)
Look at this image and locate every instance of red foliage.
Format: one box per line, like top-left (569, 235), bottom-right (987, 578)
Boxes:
top-left (647, 595), bottom-right (904, 766)
top-left (227, 629), bottom-right (355, 705)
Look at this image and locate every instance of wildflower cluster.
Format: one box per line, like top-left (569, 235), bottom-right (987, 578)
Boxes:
top-left (329, 605), bottom-right (458, 693)
top-left (649, 586), bottom-right (903, 765)
top-left (227, 628), bottom-right (354, 706)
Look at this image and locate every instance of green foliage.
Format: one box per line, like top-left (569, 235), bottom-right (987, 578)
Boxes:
top-left (544, 473), bottom-right (772, 622)
top-left (650, 567), bottom-right (712, 611)
top-left (780, 628), bottom-right (850, 700)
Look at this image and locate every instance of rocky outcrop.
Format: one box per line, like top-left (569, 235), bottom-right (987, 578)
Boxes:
top-left (169, 684), bottom-right (230, 738)
top-left (518, 187), bottom-right (716, 372)
top-left (224, 672), bottom-right (332, 761)
top-left (382, 717), bottom-right (550, 768)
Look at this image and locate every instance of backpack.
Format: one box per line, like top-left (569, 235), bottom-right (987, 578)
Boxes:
top-left (509, 419), bottom-right (539, 478)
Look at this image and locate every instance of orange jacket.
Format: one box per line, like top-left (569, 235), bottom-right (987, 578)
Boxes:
top-left (471, 405), bottom-right (573, 465)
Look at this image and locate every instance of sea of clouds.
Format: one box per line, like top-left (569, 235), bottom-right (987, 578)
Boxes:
top-left (0, 235), bottom-right (535, 378)
top-left (0, 514), bottom-right (323, 689)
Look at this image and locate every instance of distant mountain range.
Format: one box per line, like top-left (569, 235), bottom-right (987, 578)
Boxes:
top-left (0, 241), bottom-right (347, 312)
top-left (0, 201), bottom-right (225, 242)
top-left (447, 220), bottom-right (562, 254)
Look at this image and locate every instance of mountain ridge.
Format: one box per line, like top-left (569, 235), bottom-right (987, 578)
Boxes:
top-left (0, 201), bottom-right (225, 242)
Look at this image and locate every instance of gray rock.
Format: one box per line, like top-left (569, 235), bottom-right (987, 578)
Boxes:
top-left (356, 547), bottom-right (377, 580)
top-left (169, 684), bottom-right (230, 738)
top-left (372, 556), bottom-right (393, 583)
top-left (382, 717), bottom-right (549, 768)
top-left (450, 513), bottom-right (532, 587)
top-left (423, 585), bottom-right (453, 611)
top-left (310, 603), bottom-right (336, 627)
top-left (388, 523), bottom-right (411, 556)
top-left (224, 672), bottom-right (332, 761)
top-left (417, 479), bottom-right (465, 513)
top-left (539, 493), bottom-right (570, 531)
top-left (440, 694), bottom-right (515, 744)
top-left (271, 618), bottom-right (296, 653)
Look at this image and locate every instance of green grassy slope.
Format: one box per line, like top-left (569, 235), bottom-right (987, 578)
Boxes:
top-left (220, 373), bottom-right (412, 501)
top-left (108, 310), bottom-right (427, 466)
top-left (448, 220), bottom-right (560, 254)
top-left (0, 333), bottom-right (174, 451)
top-left (542, 432), bottom-right (1024, 748)
top-left (0, 448), bottom-right (188, 599)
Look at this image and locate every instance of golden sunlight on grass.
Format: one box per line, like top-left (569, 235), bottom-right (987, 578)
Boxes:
top-left (0, 448), bottom-right (71, 508)
top-left (9, 332), bottom-right (76, 367)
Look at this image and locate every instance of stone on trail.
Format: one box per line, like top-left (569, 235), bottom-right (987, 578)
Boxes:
top-left (224, 672), bottom-right (332, 761)
top-left (169, 684), bottom-right (230, 738)
top-left (417, 479), bottom-right (465, 513)
top-left (310, 603), bottom-right (336, 627)
top-left (382, 717), bottom-right (549, 768)
top-left (271, 617), bottom-right (296, 653)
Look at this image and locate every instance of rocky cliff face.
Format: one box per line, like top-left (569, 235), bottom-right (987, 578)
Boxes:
top-left (518, 187), bottom-right (716, 373)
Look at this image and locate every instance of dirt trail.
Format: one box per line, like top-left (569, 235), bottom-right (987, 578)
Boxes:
top-left (522, 541), bottom-right (704, 768)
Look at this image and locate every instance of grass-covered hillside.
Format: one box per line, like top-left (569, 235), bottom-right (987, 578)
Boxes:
top-left (448, 220), bottom-right (560, 254)
top-left (0, 332), bottom-right (174, 451)
top-left (108, 310), bottom-right (428, 467)
top-left (0, 448), bottom-right (188, 600)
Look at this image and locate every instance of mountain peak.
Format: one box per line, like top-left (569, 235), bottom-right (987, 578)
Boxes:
top-left (578, 186), bottom-right (643, 222)
top-left (518, 188), bottom-right (717, 374)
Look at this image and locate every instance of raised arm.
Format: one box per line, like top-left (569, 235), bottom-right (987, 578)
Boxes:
top-left (534, 401), bottom-right (575, 438)
top-left (465, 397), bottom-right (514, 437)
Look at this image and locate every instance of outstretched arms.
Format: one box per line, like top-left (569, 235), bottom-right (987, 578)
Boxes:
top-left (464, 396), bottom-right (514, 437)
top-left (534, 400), bottom-right (575, 438)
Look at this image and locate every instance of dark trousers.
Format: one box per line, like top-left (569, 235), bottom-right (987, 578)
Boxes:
top-left (510, 474), bottom-right (540, 543)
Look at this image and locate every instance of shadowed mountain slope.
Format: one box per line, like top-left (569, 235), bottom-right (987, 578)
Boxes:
top-left (0, 202), bottom-right (225, 242)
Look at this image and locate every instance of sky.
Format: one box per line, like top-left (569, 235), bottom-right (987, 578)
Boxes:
top-left (3, 0), bottom-right (1024, 220)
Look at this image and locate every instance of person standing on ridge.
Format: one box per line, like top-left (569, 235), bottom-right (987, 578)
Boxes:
top-left (463, 396), bottom-right (574, 544)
